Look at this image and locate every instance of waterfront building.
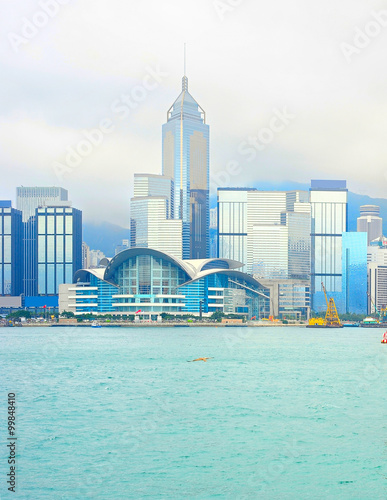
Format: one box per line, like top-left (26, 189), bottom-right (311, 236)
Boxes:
top-left (82, 242), bottom-right (90, 268)
top-left (130, 174), bottom-right (182, 258)
top-left (342, 232), bottom-right (368, 314)
top-left (368, 263), bottom-right (387, 314)
top-left (115, 239), bottom-right (129, 256)
top-left (130, 197), bottom-right (183, 258)
top-left (357, 205), bottom-right (383, 245)
top-left (34, 203), bottom-right (82, 296)
top-left (133, 174), bottom-right (174, 217)
top-left (210, 208), bottom-right (217, 229)
top-left (89, 249), bottom-right (106, 268)
top-left (310, 180), bottom-right (348, 312)
top-left (259, 279), bottom-right (311, 319)
top-left (162, 74), bottom-right (210, 259)
top-left (0, 201), bottom-right (23, 296)
top-left (17, 186), bottom-right (69, 295)
top-left (217, 188), bottom-right (311, 278)
top-left (217, 188), bottom-right (251, 267)
top-left (61, 248), bottom-right (270, 318)
top-left (17, 186), bottom-right (68, 222)
top-left (251, 225), bottom-right (289, 279)
top-left (368, 237), bottom-right (387, 266)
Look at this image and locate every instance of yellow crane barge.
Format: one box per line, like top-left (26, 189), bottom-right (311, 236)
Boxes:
top-left (308, 282), bottom-right (343, 328)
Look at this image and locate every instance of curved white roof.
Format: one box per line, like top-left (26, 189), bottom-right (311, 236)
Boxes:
top-left (74, 248), bottom-right (248, 287)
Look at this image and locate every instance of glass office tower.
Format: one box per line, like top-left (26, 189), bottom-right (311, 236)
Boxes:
top-left (130, 197), bottom-right (183, 259)
top-left (162, 75), bottom-right (209, 259)
top-left (218, 188), bottom-right (311, 278)
top-left (357, 205), bottom-right (383, 245)
top-left (17, 186), bottom-right (68, 222)
top-left (217, 188), bottom-right (252, 267)
top-left (310, 180), bottom-right (348, 312)
top-left (342, 232), bottom-right (367, 314)
top-left (35, 205), bottom-right (82, 295)
top-left (130, 174), bottom-right (182, 258)
top-left (0, 201), bottom-right (23, 296)
top-left (133, 174), bottom-right (174, 218)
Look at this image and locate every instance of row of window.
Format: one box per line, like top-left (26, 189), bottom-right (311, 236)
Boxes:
top-left (38, 215), bottom-right (74, 235)
top-left (38, 235), bottom-right (73, 263)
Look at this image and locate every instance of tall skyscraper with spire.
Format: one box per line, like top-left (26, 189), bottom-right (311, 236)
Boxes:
top-left (162, 66), bottom-right (210, 259)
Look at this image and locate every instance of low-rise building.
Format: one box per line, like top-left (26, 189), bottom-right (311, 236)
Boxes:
top-left (60, 248), bottom-right (270, 319)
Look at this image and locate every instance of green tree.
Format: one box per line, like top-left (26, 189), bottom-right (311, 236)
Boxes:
top-left (60, 311), bottom-right (75, 318)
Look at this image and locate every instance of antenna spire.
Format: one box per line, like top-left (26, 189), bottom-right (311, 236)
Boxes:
top-left (184, 43), bottom-right (186, 76)
top-left (182, 43), bottom-right (188, 91)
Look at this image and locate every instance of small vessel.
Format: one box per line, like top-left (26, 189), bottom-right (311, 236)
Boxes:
top-left (382, 331), bottom-right (387, 344)
top-left (361, 317), bottom-right (381, 328)
top-left (91, 321), bottom-right (102, 328)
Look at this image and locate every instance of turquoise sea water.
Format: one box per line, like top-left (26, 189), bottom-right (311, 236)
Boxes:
top-left (0, 326), bottom-right (386, 499)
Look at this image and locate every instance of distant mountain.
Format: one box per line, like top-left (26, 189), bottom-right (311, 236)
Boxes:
top-left (83, 221), bottom-right (129, 257)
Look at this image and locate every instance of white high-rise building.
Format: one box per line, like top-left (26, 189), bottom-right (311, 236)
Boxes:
top-left (130, 197), bottom-right (183, 259)
top-left (218, 188), bottom-right (311, 278)
top-left (310, 180), bottom-right (348, 311)
top-left (133, 174), bottom-right (174, 218)
top-left (357, 205), bottom-right (383, 245)
top-left (89, 250), bottom-right (106, 268)
top-left (131, 174), bottom-right (182, 259)
top-left (82, 242), bottom-right (90, 269)
top-left (251, 225), bottom-right (289, 279)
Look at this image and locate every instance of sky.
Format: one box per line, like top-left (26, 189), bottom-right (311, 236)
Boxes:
top-left (1, 0), bottom-right (387, 227)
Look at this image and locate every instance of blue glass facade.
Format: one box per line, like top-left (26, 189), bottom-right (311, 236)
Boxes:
top-left (312, 232), bottom-right (368, 314)
top-left (70, 249), bottom-right (270, 317)
top-left (342, 232), bottom-right (367, 314)
top-left (310, 180), bottom-right (348, 312)
top-left (34, 206), bottom-right (82, 296)
top-left (23, 216), bottom-right (37, 296)
top-left (0, 202), bottom-right (23, 296)
top-left (162, 76), bottom-right (210, 259)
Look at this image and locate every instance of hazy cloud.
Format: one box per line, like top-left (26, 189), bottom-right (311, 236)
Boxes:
top-left (1, 0), bottom-right (387, 226)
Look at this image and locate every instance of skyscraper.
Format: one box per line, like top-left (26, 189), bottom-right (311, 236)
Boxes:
top-left (130, 174), bottom-right (183, 258)
top-left (35, 204), bottom-right (82, 296)
top-left (357, 205), bottom-right (383, 245)
top-left (342, 232), bottom-right (367, 314)
top-left (217, 188), bottom-right (251, 267)
top-left (217, 188), bottom-right (311, 277)
top-left (162, 74), bottom-right (210, 259)
top-left (0, 201), bottom-right (23, 296)
top-left (130, 197), bottom-right (183, 259)
top-left (310, 180), bottom-right (348, 312)
top-left (17, 186), bottom-right (68, 222)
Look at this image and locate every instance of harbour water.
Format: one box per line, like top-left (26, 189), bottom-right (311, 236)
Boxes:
top-left (0, 326), bottom-right (386, 499)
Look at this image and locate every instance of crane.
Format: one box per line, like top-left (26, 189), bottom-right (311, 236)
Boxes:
top-left (321, 282), bottom-right (342, 328)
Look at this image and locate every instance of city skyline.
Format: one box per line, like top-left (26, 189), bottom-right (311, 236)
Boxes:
top-left (1, 1), bottom-right (387, 227)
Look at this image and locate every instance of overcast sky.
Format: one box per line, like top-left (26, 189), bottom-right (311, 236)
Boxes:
top-left (1, 0), bottom-right (387, 226)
